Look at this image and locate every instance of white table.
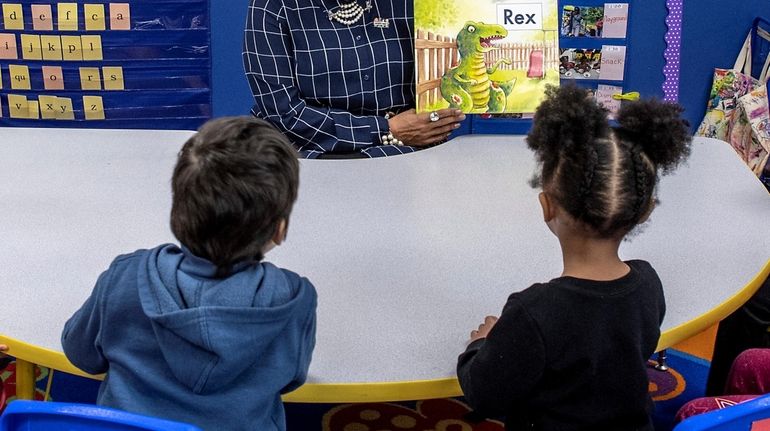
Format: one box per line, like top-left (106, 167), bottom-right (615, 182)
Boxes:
top-left (1, 128), bottom-right (768, 403)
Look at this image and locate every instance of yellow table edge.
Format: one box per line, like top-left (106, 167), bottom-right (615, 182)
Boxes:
top-left (655, 259), bottom-right (770, 351)
top-left (2, 258), bottom-right (768, 403)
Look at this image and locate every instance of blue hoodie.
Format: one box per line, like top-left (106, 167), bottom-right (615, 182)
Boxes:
top-left (62, 244), bottom-right (317, 431)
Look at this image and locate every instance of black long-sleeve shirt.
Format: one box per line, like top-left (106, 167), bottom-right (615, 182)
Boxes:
top-left (457, 260), bottom-right (665, 431)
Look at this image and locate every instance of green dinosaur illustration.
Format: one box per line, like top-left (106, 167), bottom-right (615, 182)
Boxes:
top-left (440, 21), bottom-right (516, 113)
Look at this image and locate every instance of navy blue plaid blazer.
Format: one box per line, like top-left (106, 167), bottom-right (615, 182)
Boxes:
top-left (244, 0), bottom-right (419, 158)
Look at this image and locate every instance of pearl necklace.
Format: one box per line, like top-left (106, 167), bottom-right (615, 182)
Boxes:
top-left (327, 0), bottom-right (372, 25)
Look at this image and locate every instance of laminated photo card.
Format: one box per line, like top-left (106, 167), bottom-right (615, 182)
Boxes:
top-left (560, 5), bottom-right (603, 38)
top-left (560, 3), bottom-right (628, 38)
top-left (415, 0), bottom-right (559, 113)
top-left (559, 46), bottom-right (625, 81)
top-left (559, 48), bottom-right (601, 79)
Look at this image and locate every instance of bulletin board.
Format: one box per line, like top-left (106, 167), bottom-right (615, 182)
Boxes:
top-left (471, 0), bottom-right (770, 135)
top-left (1, 0), bottom-right (764, 133)
top-left (0, 0), bottom-right (211, 130)
top-left (472, 0), bottom-right (648, 134)
top-left (557, 2), bottom-right (631, 117)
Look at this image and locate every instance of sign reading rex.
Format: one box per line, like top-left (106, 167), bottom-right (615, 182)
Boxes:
top-left (496, 3), bottom-right (544, 31)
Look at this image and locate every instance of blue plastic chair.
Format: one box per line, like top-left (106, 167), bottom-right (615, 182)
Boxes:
top-left (0, 400), bottom-right (202, 431)
top-left (674, 393), bottom-right (770, 431)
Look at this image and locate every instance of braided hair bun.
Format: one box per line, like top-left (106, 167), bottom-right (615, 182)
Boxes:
top-left (527, 85), bottom-right (609, 159)
top-left (614, 99), bottom-right (692, 174)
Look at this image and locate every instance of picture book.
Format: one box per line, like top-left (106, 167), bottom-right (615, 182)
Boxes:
top-left (414, 0), bottom-right (559, 114)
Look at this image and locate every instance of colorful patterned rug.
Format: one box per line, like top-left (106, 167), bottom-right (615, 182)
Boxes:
top-left (0, 350), bottom-right (710, 430)
top-left (648, 350), bottom-right (711, 431)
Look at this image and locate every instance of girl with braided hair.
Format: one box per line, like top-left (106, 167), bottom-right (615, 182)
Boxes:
top-left (457, 85), bottom-right (692, 431)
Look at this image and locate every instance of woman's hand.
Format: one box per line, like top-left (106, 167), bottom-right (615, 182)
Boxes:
top-left (388, 108), bottom-right (466, 147)
top-left (469, 316), bottom-right (498, 342)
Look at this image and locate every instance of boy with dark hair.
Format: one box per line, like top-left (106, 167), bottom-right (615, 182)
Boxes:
top-left (62, 117), bottom-right (316, 431)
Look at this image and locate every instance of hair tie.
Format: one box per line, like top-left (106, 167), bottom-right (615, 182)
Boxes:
top-left (612, 91), bottom-right (640, 101)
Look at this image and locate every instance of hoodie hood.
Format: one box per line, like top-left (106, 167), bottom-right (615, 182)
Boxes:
top-left (136, 244), bottom-right (314, 394)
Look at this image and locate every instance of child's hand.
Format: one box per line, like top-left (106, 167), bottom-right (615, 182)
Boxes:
top-left (0, 344), bottom-right (8, 357)
top-left (469, 316), bottom-right (498, 342)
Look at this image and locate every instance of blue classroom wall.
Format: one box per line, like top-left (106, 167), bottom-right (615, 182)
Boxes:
top-left (680, 0), bottom-right (769, 132)
top-left (624, 1), bottom-right (666, 100)
top-left (473, 0), bottom-right (667, 134)
top-left (210, 0), bottom-right (254, 118)
top-left (209, 0), bottom-right (769, 133)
